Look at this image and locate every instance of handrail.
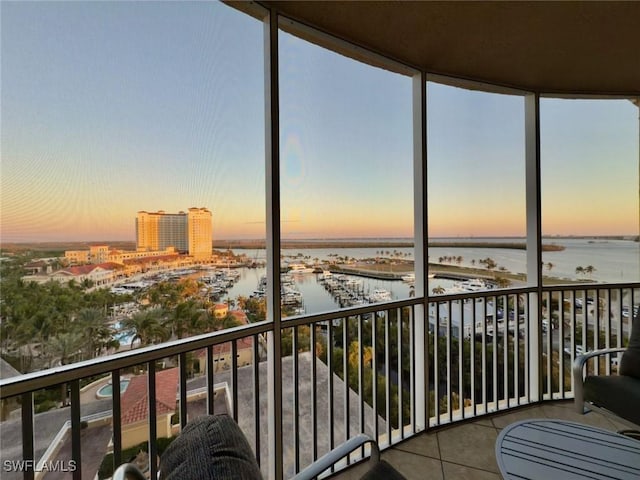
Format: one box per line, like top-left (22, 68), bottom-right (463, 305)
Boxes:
top-left (0, 320), bottom-right (269, 398)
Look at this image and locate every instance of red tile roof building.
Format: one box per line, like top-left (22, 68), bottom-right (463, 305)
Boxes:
top-left (121, 367), bottom-right (179, 426)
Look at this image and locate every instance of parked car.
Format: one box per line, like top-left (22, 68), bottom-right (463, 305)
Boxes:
top-left (563, 345), bottom-right (584, 356)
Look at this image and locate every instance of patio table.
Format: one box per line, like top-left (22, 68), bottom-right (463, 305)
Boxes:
top-left (495, 419), bottom-right (640, 479)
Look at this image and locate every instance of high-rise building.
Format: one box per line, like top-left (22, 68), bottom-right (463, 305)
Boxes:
top-left (136, 208), bottom-right (212, 257)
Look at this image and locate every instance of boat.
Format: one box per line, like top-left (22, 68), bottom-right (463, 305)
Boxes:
top-left (287, 263), bottom-right (315, 274)
top-left (455, 278), bottom-right (487, 292)
top-left (319, 270), bottom-right (333, 281)
top-left (369, 288), bottom-right (393, 303)
top-left (402, 273), bottom-right (434, 282)
top-left (401, 273), bottom-right (415, 283)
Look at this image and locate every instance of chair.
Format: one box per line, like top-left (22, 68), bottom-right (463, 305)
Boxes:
top-left (113, 414), bottom-right (405, 479)
top-left (573, 308), bottom-right (640, 428)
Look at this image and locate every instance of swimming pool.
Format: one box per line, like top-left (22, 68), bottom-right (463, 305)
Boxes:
top-left (96, 379), bottom-right (130, 398)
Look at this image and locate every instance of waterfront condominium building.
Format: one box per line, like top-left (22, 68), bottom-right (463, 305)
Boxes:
top-left (136, 208), bottom-right (212, 257)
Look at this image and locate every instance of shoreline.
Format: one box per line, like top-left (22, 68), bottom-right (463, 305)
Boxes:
top-left (218, 240), bottom-right (565, 251)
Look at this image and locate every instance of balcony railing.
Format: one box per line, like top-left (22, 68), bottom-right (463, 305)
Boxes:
top-left (1, 283), bottom-right (638, 479)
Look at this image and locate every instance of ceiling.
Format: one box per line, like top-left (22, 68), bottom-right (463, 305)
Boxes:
top-left (252, 1), bottom-right (640, 96)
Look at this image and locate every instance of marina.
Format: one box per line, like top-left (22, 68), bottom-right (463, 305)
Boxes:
top-left (104, 238), bottom-right (639, 346)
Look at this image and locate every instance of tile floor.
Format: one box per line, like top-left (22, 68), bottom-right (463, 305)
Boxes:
top-left (330, 400), bottom-right (630, 480)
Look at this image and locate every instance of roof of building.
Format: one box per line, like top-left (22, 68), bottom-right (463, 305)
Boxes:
top-left (252, 1), bottom-right (640, 96)
top-left (196, 337), bottom-right (254, 357)
top-left (230, 310), bottom-right (249, 325)
top-left (58, 265), bottom-right (103, 276)
top-left (120, 367), bottom-right (179, 425)
top-left (0, 358), bottom-right (21, 380)
top-left (123, 254), bottom-right (179, 265)
top-left (24, 260), bottom-right (47, 268)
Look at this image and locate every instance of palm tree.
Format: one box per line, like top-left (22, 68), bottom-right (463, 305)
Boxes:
top-left (121, 309), bottom-right (168, 348)
top-left (546, 262), bottom-right (554, 272)
top-left (575, 266), bottom-right (585, 277)
top-left (76, 307), bottom-right (115, 359)
top-left (584, 265), bottom-right (596, 279)
top-left (432, 285), bottom-right (446, 295)
top-left (169, 300), bottom-right (209, 339)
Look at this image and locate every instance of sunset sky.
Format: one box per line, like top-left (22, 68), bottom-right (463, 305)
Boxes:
top-left (2, 1), bottom-right (638, 243)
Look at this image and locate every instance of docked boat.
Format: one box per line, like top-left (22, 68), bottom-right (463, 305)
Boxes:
top-left (455, 278), bottom-right (487, 292)
top-left (401, 273), bottom-right (415, 283)
top-left (369, 288), bottom-right (393, 303)
top-left (287, 263), bottom-right (315, 274)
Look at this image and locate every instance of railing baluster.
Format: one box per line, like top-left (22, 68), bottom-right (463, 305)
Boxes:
top-left (292, 328), bottom-right (298, 473)
top-left (398, 308), bottom-right (404, 433)
top-left (410, 307), bottom-right (416, 432)
top-left (358, 314), bottom-right (365, 451)
top-left (482, 296), bottom-right (487, 412)
top-left (232, 340), bottom-right (238, 421)
top-left (148, 362), bottom-right (157, 480)
top-left (344, 315), bottom-right (350, 455)
top-left (179, 352), bottom-right (188, 428)
top-left (253, 334), bottom-right (261, 467)
top-left (384, 310), bottom-right (391, 444)
top-left (21, 392), bottom-right (34, 480)
top-left (558, 291), bottom-right (565, 398)
top-left (328, 320), bottom-right (334, 468)
top-left (434, 301), bottom-right (440, 425)
top-left (491, 297), bottom-right (499, 410)
top-left (372, 311), bottom-right (378, 441)
top-left (514, 294), bottom-right (520, 405)
top-left (502, 294), bottom-right (508, 409)
top-left (458, 302), bottom-right (464, 419)
top-left (471, 298), bottom-right (476, 416)
top-left (207, 345), bottom-right (215, 415)
top-left (112, 370), bottom-right (122, 469)
top-left (446, 300), bottom-right (452, 422)
top-left (311, 324), bottom-right (317, 462)
top-left (70, 380), bottom-right (81, 480)
top-left (545, 291), bottom-right (552, 398)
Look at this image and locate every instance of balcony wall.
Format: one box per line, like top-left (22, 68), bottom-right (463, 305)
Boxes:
top-left (1, 284), bottom-right (638, 479)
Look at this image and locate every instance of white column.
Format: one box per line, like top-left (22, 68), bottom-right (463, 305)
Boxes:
top-left (525, 93), bottom-right (541, 402)
top-left (265, 10), bottom-right (283, 480)
top-left (413, 72), bottom-right (428, 429)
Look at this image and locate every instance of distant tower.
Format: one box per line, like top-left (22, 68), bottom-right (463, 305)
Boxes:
top-left (187, 207), bottom-right (213, 257)
top-left (136, 209), bottom-right (211, 257)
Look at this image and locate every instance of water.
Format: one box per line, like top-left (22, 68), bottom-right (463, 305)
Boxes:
top-left (236, 238), bottom-right (640, 283)
top-left (222, 238), bottom-right (639, 316)
top-left (96, 379), bottom-right (130, 398)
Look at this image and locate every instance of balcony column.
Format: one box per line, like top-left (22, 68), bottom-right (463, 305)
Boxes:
top-left (525, 93), bottom-right (542, 402)
top-left (265, 9), bottom-right (283, 479)
top-left (413, 72), bottom-right (428, 430)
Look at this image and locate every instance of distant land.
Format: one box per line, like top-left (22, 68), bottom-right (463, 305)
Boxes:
top-left (3, 235), bottom-right (640, 256)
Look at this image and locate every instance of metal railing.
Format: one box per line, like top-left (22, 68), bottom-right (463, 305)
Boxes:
top-left (1, 283), bottom-right (638, 479)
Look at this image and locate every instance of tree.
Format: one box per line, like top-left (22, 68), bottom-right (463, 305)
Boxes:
top-left (77, 307), bottom-right (117, 359)
top-left (121, 309), bottom-right (168, 348)
top-left (494, 277), bottom-right (512, 289)
top-left (584, 265), bottom-right (596, 279)
top-left (432, 286), bottom-right (446, 295)
top-left (575, 266), bottom-right (585, 277)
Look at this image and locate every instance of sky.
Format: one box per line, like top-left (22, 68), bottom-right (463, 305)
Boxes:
top-left (1, 1), bottom-right (638, 243)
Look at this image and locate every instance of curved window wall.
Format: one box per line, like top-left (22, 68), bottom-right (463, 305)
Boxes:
top-left (427, 82), bottom-right (527, 293)
top-left (278, 30), bottom-right (414, 316)
top-left (540, 98), bottom-right (640, 284)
